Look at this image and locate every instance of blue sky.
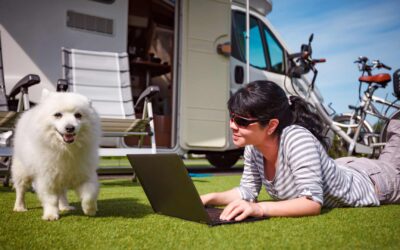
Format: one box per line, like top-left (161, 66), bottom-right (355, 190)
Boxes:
top-left (267, 0), bottom-right (400, 114)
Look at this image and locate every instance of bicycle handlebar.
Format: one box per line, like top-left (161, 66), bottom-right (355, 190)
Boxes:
top-left (313, 58), bottom-right (326, 64)
top-left (288, 51), bottom-right (325, 65)
top-left (373, 60), bottom-right (392, 70)
top-left (288, 51), bottom-right (309, 60)
top-left (354, 56), bottom-right (369, 64)
top-left (354, 57), bottom-right (392, 73)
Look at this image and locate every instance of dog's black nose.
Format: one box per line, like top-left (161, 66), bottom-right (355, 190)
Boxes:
top-left (65, 125), bottom-right (75, 133)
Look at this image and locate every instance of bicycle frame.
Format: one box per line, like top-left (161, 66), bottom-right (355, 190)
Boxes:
top-left (300, 70), bottom-right (380, 155)
top-left (305, 89), bottom-right (375, 155)
top-left (289, 35), bottom-right (398, 156)
top-left (367, 94), bottom-right (400, 116)
top-left (350, 85), bottom-right (399, 144)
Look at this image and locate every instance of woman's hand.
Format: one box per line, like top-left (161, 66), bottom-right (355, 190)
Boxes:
top-left (200, 193), bottom-right (215, 206)
top-left (219, 200), bottom-right (264, 221)
top-left (200, 188), bottom-right (242, 207)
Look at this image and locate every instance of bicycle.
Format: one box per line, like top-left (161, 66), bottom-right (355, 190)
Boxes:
top-left (333, 57), bottom-right (400, 156)
top-left (287, 34), bottom-right (400, 157)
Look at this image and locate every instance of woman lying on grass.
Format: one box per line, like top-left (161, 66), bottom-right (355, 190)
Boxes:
top-left (200, 80), bottom-right (400, 221)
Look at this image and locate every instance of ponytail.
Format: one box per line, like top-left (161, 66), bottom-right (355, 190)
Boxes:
top-left (289, 96), bottom-right (328, 149)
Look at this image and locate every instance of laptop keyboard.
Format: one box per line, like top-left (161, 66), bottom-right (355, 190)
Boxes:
top-left (205, 207), bottom-right (224, 223)
top-left (205, 206), bottom-right (267, 225)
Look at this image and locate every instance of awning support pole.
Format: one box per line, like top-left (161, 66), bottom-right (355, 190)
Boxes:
top-left (246, 0), bottom-right (250, 84)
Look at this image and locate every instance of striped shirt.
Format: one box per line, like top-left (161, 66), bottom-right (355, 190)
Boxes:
top-left (237, 125), bottom-right (380, 208)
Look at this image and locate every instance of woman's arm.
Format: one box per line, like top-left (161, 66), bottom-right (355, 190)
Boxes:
top-left (220, 197), bottom-right (321, 221)
top-left (201, 146), bottom-right (262, 206)
top-left (200, 188), bottom-right (242, 206)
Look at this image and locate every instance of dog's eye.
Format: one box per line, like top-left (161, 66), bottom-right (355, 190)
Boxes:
top-left (74, 113), bottom-right (82, 119)
top-left (54, 112), bottom-right (62, 118)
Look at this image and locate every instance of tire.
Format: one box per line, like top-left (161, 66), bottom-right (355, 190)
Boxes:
top-left (330, 114), bottom-right (376, 157)
top-left (380, 110), bottom-right (400, 142)
top-left (206, 151), bottom-right (242, 169)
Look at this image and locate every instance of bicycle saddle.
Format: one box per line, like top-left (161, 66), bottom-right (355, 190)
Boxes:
top-left (359, 73), bottom-right (391, 86)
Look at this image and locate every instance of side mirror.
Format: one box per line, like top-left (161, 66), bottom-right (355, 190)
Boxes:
top-left (288, 60), bottom-right (310, 78)
top-left (301, 44), bottom-right (312, 57)
top-left (289, 65), bottom-right (305, 78)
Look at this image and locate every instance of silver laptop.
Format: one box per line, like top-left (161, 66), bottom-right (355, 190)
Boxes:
top-left (127, 154), bottom-right (268, 226)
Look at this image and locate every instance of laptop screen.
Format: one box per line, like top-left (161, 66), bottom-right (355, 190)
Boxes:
top-left (127, 154), bottom-right (211, 224)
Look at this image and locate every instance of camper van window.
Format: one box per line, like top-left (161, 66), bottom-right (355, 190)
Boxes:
top-left (232, 11), bottom-right (268, 70)
top-left (263, 27), bottom-right (284, 74)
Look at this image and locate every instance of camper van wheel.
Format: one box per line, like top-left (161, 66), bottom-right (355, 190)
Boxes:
top-left (206, 151), bottom-right (242, 169)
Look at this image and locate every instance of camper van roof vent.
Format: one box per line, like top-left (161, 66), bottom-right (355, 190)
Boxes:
top-left (67, 10), bottom-right (113, 35)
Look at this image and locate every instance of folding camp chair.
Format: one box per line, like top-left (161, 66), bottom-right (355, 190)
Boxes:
top-left (0, 32), bottom-right (40, 186)
top-left (61, 48), bottom-right (159, 156)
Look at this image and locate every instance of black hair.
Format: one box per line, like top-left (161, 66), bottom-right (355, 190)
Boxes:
top-left (228, 80), bottom-right (328, 149)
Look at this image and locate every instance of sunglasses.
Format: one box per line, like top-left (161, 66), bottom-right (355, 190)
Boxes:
top-left (229, 113), bottom-right (259, 127)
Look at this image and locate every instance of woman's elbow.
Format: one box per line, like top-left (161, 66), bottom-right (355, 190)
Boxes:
top-left (309, 201), bottom-right (322, 216)
top-left (301, 197), bottom-right (322, 216)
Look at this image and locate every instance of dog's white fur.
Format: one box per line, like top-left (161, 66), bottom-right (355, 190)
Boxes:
top-left (12, 90), bottom-right (101, 221)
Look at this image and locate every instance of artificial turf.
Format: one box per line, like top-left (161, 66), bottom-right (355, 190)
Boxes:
top-left (0, 175), bottom-right (399, 249)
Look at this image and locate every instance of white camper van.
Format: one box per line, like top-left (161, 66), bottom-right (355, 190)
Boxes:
top-left (0, 0), bottom-right (316, 168)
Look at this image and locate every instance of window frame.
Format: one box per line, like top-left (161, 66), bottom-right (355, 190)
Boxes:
top-left (261, 23), bottom-right (286, 75)
top-left (231, 10), bottom-right (287, 75)
top-left (231, 11), bottom-right (269, 70)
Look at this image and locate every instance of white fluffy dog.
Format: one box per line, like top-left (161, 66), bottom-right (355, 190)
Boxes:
top-left (12, 90), bottom-right (101, 221)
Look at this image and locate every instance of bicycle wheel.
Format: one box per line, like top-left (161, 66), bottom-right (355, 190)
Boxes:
top-left (330, 114), bottom-right (376, 157)
top-left (380, 109), bottom-right (400, 142)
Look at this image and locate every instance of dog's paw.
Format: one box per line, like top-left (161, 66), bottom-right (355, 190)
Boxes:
top-left (13, 206), bottom-right (28, 212)
top-left (82, 200), bottom-right (97, 216)
top-left (59, 205), bottom-right (76, 212)
top-left (83, 206), bottom-right (97, 216)
top-left (42, 213), bottom-right (60, 221)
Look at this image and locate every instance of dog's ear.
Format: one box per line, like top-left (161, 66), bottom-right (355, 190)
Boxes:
top-left (40, 88), bottom-right (52, 101)
top-left (81, 95), bottom-right (92, 107)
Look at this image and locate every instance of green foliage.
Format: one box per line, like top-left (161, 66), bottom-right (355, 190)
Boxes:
top-left (1, 177), bottom-right (399, 249)
top-left (373, 119), bottom-right (385, 134)
top-left (327, 135), bottom-right (348, 159)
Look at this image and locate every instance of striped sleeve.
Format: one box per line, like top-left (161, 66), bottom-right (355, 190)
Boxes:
top-left (237, 146), bottom-right (262, 201)
top-left (284, 128), bottom-right (324, 205)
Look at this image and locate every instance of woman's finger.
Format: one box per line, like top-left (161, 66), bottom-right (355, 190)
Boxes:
top-left (234, 208), bottom-right (251, 221)
top-left (220, 203), bottom-right (236, 220)
top-left (225, 205), bottom-right (245, 221)
top-left (220, 200), bottom-right (241, 219)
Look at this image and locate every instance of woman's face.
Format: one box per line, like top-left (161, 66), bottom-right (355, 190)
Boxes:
top-left (229, 117), bottom-right (268, 147)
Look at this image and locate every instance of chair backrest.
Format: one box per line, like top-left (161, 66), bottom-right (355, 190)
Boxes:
top-left (62, 48), bottom-right (134, 118)
top-left (0, 32), bottom-right (9, 111)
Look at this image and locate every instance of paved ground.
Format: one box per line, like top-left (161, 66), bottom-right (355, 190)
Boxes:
top-left (98, 165), bottom-right (243, 179)
top-left (186, 166), bottom-right (243, 176)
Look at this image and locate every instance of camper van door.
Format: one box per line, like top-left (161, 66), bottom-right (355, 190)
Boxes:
top-left (179, 0), bottom-right (231, 150)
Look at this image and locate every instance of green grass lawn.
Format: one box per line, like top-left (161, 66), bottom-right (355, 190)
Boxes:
top-left (1, 175), bottom-right (399, 249)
